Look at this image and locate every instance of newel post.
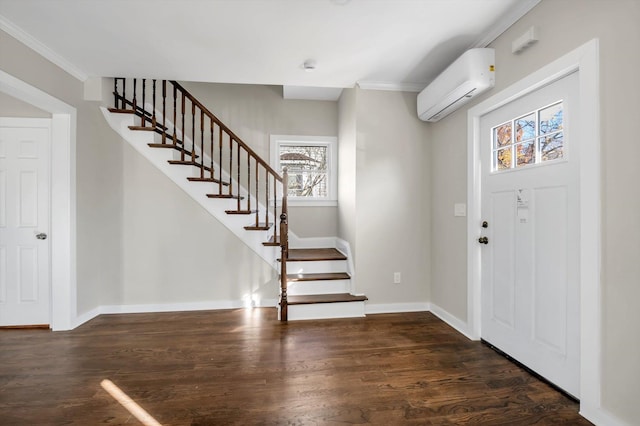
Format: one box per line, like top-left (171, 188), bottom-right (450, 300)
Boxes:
top-left (279, 168), bottom-right (289, 321)
top-left (113, 78), bottom-right (119, 109)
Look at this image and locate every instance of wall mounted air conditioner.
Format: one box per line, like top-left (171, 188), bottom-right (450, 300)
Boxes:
top-left (417, 48), bottom-right (495, 122)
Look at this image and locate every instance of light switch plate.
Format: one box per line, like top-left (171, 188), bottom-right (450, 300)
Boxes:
top-left (454, 203), bottom-right (466, 217)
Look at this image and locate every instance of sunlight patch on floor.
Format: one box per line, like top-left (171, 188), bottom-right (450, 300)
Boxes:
top-left (100, 379), bottom-right (162, 426)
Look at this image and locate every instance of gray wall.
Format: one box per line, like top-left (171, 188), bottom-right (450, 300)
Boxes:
top-left (0, 91), bottom-right (50, 117)
top-left (121, 142), bottom-right (275, 305)
top-left (0, 30), bottom-right (281, 314)
top-left (339, 88), bottom-right (430, 306)
top-left (429, 0), bottom-right (640, 422)
top-left (181, 82), bottom-right (339, 238)
top-left (338, 88), bottom-right (357, 256)
top-left (0, 28), bottom-right (124, 315)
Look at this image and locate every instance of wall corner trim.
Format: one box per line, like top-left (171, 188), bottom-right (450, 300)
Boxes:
top-left (429, 303), bottom-right (477, 341)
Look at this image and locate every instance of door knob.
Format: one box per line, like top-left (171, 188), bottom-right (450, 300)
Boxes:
top-left (478, 236), bottom-right (489, 244)
top-left (36, 233), bottom-right (47, 240)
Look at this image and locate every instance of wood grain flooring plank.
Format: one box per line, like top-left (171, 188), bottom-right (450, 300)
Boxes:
top-left (0, 309), bottom-right (590, 425)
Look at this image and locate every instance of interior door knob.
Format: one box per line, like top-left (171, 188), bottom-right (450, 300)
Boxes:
top-left (36, 233), bottom-right (47, 240)
top-left (478, 236), bottom-right (488, 244)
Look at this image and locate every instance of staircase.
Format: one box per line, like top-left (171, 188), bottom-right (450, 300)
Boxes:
top-left (103, 78), bottom-right (367, 321)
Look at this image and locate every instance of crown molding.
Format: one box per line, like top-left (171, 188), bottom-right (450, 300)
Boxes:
top-left (471, 0), bottom-right (542, 48)
top-left (0, 14), bottom-right (88, 82)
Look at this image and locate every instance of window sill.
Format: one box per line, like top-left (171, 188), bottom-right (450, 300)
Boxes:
top-left (288, 199), bottom-right (338, 207)
top-left (269, 198), bottom-right (338, 207)
top-left (270, 199), bottom-right (338, 207)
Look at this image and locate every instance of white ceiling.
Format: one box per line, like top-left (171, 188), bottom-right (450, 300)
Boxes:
top-left (0, 0), bottom-right (539, 93)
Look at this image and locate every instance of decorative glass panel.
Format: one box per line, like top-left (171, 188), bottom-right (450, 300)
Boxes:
top-left (493, 122), bottom-right (512, 148)
top-left (540, 133), bottom-right (564, 161)
top-left (539, 102), bottom-right (563, 134)
top-left (491, 101), bottom-right (564, 172)
top-left (496, 147), bottom-right (512, 170)
top-left (515, 113), bottom-right (535, 142)
top-left (516, 141), bottom-right (535, 166)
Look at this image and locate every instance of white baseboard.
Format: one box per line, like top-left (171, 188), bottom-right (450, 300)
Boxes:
top-left (72, 306), bottom-right (102, 329)
top-left (365, 302), bottom-right (430, 314)
top-left (428, 303), bottom-right (477, 341)
top-left (580, 405), bottom-right (631, 426)
top-left (100, 300), bottom-right (244, 314)
top-left (72, 299), bottom-right (278, 329)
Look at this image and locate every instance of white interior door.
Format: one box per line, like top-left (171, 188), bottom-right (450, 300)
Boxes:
top-left (0, 118), bottom-right (51, 327)
top-left (479, 72), bottom-right (580, 397)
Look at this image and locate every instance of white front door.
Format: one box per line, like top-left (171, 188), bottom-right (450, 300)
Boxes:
top-left (0, 118), bottom-right (51, 327)
top-left (479, 72), bottom-right (580, 397)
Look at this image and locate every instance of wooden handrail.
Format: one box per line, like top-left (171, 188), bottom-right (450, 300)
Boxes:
top-left (112, 77), bottom-right (290, 321)
top-left (170, 81), bottom-right (282, 180)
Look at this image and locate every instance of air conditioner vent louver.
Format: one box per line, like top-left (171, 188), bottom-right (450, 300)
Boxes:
top-left (417, 48), bottom-right (495, 122)
top-left (426, 88), bottom-right (477, 121)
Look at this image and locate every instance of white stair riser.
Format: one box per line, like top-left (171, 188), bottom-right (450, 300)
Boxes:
top-left (287, 279), bottom-right (351, 296)
top-left (286, 301), bottom-right (366, 321)
top-left (285, 260), bottom-right (348, 274)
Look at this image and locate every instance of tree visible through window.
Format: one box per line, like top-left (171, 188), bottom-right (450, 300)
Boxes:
top-left (279, 145), bottom-right (328, 197)
top-left (270, 135), bottom-right (337, 205)
top-left (492, 101), bottom-right (564, 171)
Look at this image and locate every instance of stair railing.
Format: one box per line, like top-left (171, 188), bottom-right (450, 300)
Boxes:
top-left (279, 168), bottom-right (289, 321)
top-left (112, 77), bottom-right (290, 320)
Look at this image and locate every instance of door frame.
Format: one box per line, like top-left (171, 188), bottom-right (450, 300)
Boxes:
top-left (0, 70), bottom-right (77, 331)
top-left (467, 40), bottom-right (600, 417)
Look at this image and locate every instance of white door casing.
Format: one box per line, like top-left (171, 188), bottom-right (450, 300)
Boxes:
top-left (479, 73), bottom-right (580, 397)
top-left (0, 119), bottom-right (51, 326)
top-left (0, 70), bottom-right (77, 331)
top-left (467, 40), bottom-right (601, 421)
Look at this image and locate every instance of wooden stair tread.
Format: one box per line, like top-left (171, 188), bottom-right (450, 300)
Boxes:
top-left (282, 248), bottom-right (347, 262)
top-left (209, 194), bottom-right (244, 200)
top-left (287, 272), bottom-right (350, 282)
top-left (225, 210), bottom-right (255, 215)
top-left (108, 108), bottom-right (136, 114)
top-left (263, 238), bottom-right (280, 247)
top-left (149, 143), bottom-right (198, 158)
top-left (188, 177), bottom-right (230, 186)
top-left (287, 293), bottom-right (367, 305)
top-left (244, 224), bottom-right (272, 231)
top-left (128, 125), bottom-right (157, 131)
top-left (168, 160), bottom-right (211, 172)
top-left (129, 122), bottom-right (170, 132)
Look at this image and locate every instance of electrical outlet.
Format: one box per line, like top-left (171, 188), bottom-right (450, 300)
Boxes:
top-left (394, 272), bottom-right (401, 284)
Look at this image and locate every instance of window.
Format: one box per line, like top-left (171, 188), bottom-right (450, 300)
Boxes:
top-left (492, 101), bottom-right (564, 172)
top-left (270, 135), bottom-right (337, 206)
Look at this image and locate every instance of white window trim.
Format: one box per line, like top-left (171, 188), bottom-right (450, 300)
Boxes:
top-left (270, 134), bottom-right (338, 207)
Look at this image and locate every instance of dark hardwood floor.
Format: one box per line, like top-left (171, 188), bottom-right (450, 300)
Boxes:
top-left (0, 309), bottom-right (590, 425)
